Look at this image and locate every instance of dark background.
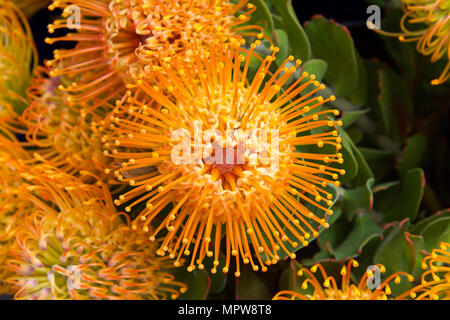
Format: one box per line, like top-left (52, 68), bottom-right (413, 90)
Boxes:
top-left (30, 0), bottom-right (385, 63)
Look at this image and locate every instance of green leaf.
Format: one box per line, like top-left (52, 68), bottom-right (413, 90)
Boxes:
top-left (341, 109), bottom-right (370, 129)
top-left (349, 233), bottom-right (384, 280)
top-left (304, 16), bottom-right (358, 96)
top-left (374, 221), bottom-right (410, 272)
top-left (378, 68), bottom-right (414, 140)
top-left (274, 29), bottom-right (289, 66)
top-left (301, 59), bottom-right (328, 81)
top-left (412, 209), bottom-right (450, 253)
top-left (382, 168), bottom-right (425, 223)
top-left (342, 178), bottom-right (375, 219)
top-left (337, 128), bottom-right (358, 184)
top-left (235, 265), bottom-right (271, 300)
top-left (171, 269), bottom-right (210, 300)
top-left (412, 209), bottom-right (450, 234)
top-left (348, 52), bottom-right (368, 107)
top-left (420, 216), bottom-right (450, 253)
top-left (315, 207), bottom-right (353, 255)
top-left (339, 127), bottom-right (374, 186)
top-left (351, 145), bottom-right (375, 186)
top-left (333, 214), bottom-right (382, 260)
top-left (360, 147), bottom-right (395, 181)
top-left (244, 0), bottom-right (274, 36)
top-left (373, 180), bottom-right (401, 213)
top-left (272, 0), bottom-right (312, 61)
top-left (397, 134), bottom-right (427, 176)
top-left (373, 221), bottom-right (426, 294)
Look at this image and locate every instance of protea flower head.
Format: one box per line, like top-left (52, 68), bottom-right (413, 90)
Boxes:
top-left (0, 0), bottom-right (38, 118)
top-left (102, 41), bottom-right (345, 276)
top-left (372, 0), bottom-right (450, 85)
top-left (21, 67), bottom-right (110, 177)
top-left (273, 260), bottom-right (414, 300)
top-left (0, 132), bottom-right (33, 294)
top-left (45, 0), bottom-right (264, 112)
top-left (401, 242), bottom-right (450, 300)
top-left (6, 164), bottom-right (187, 300)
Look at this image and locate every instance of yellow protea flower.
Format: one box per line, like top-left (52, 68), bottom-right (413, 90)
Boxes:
top-left (21, 67), bottom-right (110, 176)
top-left (401, 242), bottom-right (450, 300)
top-left (5, 165), bottom-right (187, 300)
top-left (45, 0), bottom-right (264, 112)
top-left (373, 0), bottom-right (450, 85)
top-left (0, 0), bottom-right (38, 118)
top-left (16, 0), bottom-right (51, 17)
top-left (102, 41), bottom-right (345, 276)
top-left (273, 260), bottom-right (414, 300)
top-left (0, 132), bottom-right (33, 294)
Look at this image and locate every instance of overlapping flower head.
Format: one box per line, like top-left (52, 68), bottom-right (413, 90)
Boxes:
top-left (401, 242), bottom-right (450, 300)
top-left (273, 260), bottom-right (414, 300)
top-left (0, 130), bottom-right (33, 294)
top-left (45, 0), bottom-right (264, 114)
top-left (373, 0), bottom-right (450, 85)
top-left (0, 0), bottom-right (38, 119)
top-left (6, 164), bottom-right (187, 300)
top-left (102, 40), bottom-right (345, 276)
top-left (21, 67), bottom-right (110, 177)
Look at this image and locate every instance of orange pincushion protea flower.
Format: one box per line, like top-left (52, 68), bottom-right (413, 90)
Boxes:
top-left (273, 260), bottom-right (414, 300)
top-left (400, 242), bottom-right (450, 300)
top-left (0, 132), bottom-right (33, 294)
top-left (21, 67), bottom-right (110, 176)
top-left (6, 165), bottom-right (187, 300)
top-left (0, 0), bottom-right (38, 119)
top-left (373, 0), bottom-right (450, 85)
top-left (103, 41), bottom-right (345, 276)
top-left (45, 0), bottom-right (264, 112)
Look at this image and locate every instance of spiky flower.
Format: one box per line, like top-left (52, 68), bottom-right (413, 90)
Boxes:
top-left (6, 164), bottom-right (187, 300)
top-left (0, 0), bottom-right (38, 118)
top-left (273, 260), bottom-right (414, 300)
top-left (401, 242), bottom-right (450, 300)
top-left (0, 132), bottom-right (33, 294)
top-left (21, 67), bottom-right (109, 176)
top-left (372, 0), bottom-right (450, 85)
top-left (103, 42), bottom-right (345, 276)
top-left (45, 0), bottom-right (263, 111)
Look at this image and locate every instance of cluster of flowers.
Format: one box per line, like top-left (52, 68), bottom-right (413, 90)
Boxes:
top-left (0, 0), bottom-right (448, 300)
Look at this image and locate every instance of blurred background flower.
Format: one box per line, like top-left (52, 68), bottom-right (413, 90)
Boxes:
top-left (273, 260), bottom-right (414, 300)
top-left (5, 164), bottom-right (187, 300)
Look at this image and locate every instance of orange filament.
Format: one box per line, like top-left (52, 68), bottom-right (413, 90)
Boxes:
top-left (273, 260), bottom-right (414, 300)
top-left (0, 0), bottom-right (38, 119)
top-left (21, 67), bottom-right (110, 178)
top-left (399, 242), bottom-right (450, 300)
top-left (5, 163), bottom-right (187, 300)
top-left (373, 0), bottom-right (450, 85)
top-left (103, 41), bottom-right (345, 275)
top-left (46, 0), bottom-right (265, 113)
